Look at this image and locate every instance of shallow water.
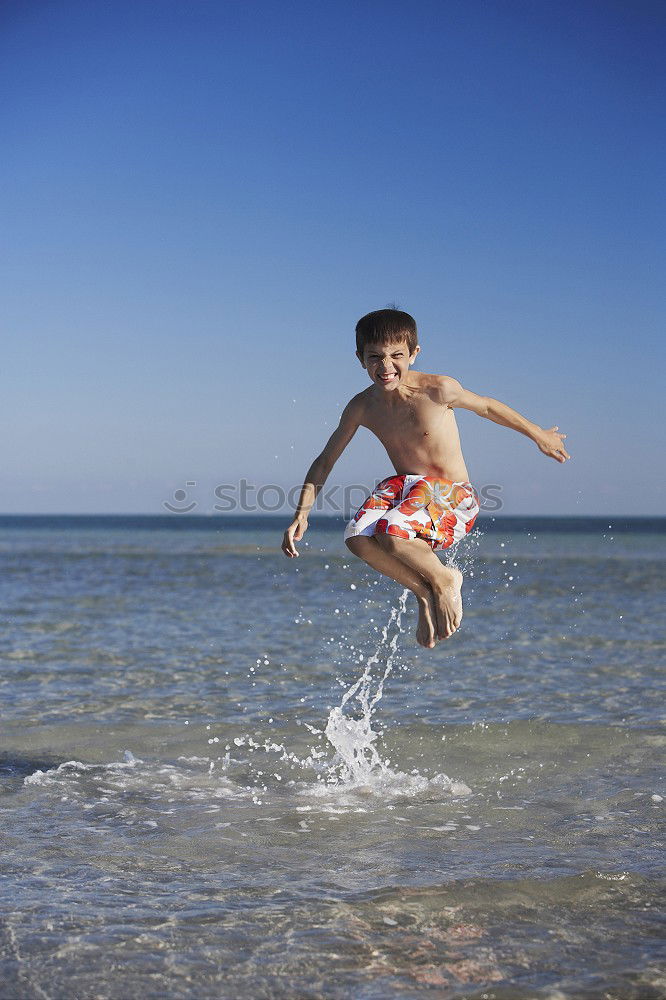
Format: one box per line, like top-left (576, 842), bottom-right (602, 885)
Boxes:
top-left (0, 515), bottom-right (664, 998)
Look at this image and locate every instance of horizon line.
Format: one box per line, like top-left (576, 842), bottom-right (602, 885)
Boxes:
top-left (0, 512), bottom-right (664, 521)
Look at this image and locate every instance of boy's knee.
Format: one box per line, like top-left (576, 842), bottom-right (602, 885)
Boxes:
top-left (345, 535), bottom-right (365, 555)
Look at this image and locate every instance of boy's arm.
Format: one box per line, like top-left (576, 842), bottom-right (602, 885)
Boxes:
top-left (441, 378), bottom-right (570, 463)
top-left (282, 396), bottom-right (363, 558)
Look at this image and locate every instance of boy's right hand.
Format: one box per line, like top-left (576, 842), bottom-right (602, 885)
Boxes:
top-left (282, 517), bottom-right (308, 558)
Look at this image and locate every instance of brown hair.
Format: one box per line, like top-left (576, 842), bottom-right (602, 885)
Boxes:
top-left (355, 308), bottom-right (418, 356)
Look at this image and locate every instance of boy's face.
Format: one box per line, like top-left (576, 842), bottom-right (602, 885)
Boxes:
top-left (357, 338), bottom-right (420, 391)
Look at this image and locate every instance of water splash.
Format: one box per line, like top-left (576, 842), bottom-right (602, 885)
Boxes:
top-left (207, 589), bottom-right (470, 802)
top-left (324, 590), bottom-right (408, 784)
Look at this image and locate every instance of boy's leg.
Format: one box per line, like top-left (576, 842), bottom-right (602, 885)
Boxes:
top-left (374, 533), bottom-right (463, 640)
top-left (345, 536), bottom-right (438, 649)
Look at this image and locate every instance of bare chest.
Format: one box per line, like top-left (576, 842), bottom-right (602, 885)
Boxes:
top-left (362, 394), bottom-right (452, 444)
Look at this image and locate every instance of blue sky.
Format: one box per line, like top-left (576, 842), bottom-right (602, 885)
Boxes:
top-left (2, 0), bottom-right (664, 515)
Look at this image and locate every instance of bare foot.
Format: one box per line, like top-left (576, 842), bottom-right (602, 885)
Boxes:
top-left (433, 566), bottom-right (463, 640)
top-left (415, 588), bottom-right (438, 648)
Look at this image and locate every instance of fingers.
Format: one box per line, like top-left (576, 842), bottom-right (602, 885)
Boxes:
top-left (544, 443), bottom-right (570, 462)
top-left (541, 426), bottom-right (570, 463)
top-left (282, 521), bottom-right (308, 557)
top-left (281, 531), bottom-right (299, 558)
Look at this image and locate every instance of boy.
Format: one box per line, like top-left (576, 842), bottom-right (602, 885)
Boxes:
top-left (282, 309), bottom-right (569, 648)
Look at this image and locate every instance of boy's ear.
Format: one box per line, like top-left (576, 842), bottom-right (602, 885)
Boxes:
top-left (356, 349), bottom-right (366, 369)
top-left (409, 345), bottom-right (421, 365)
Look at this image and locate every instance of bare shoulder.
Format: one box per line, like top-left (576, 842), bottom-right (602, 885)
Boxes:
top-left (341, 389), bottom-right (370, 425)
top-left (411, 372), bottom-right (463, 406)
top-left (437, 375), bottom-right (465, 405)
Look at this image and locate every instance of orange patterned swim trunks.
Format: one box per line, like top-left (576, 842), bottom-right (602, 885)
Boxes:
top-left (344, 474), bottom-right (479, 551)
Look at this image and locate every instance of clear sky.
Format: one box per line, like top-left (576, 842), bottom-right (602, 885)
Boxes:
top-left (2, 0), bottom-right (664, 515)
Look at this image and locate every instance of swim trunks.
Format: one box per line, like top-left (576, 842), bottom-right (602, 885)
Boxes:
top-left (344, 475), bottom-right (479, 551)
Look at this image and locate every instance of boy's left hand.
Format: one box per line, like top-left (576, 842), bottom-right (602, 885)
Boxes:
top-left (536, 426), bottom-right (570, 463)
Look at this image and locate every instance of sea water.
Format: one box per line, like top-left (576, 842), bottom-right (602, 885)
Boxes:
top-left (0, 515), bottom-right (664, 998)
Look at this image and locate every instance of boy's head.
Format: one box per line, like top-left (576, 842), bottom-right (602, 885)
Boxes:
top-left (355, 308), bottom-right (420, 389)
top-left (355, 308), bottom-right (418, 357)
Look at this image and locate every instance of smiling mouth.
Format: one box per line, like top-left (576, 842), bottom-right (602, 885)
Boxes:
top-left (378, 373), bottom-right (397, 382)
